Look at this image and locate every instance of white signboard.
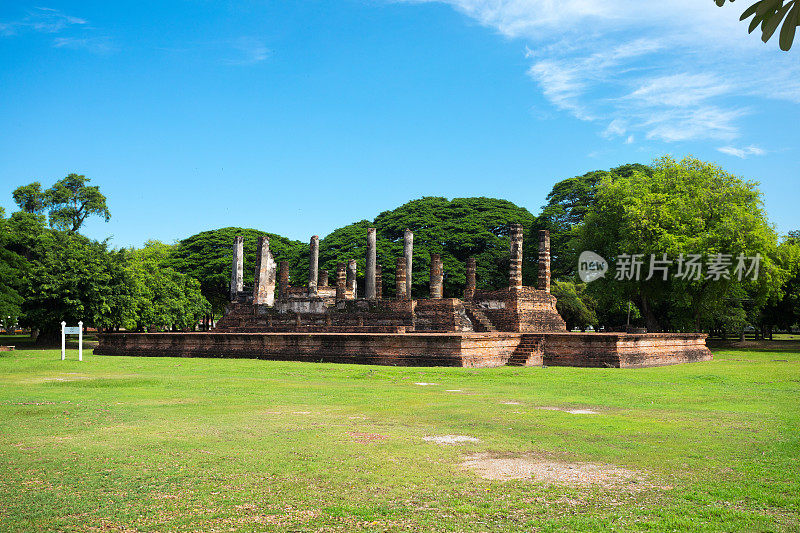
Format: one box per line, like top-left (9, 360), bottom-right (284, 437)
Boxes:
top-left (61, 321), bottom-right (83, 361)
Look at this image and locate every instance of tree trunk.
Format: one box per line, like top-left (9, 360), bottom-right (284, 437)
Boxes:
top-left (640, 294), bottom-right (661, 332)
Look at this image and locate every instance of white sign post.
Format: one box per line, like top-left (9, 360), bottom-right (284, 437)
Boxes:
top-left (61, 321), bottom-right (83, 361)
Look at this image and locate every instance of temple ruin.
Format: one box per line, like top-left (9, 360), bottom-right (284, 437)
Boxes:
top-left (97, 224), bottom-right (711, 368)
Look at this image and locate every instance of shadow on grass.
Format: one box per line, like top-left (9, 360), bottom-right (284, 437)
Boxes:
top-left (707, 339), bottom-right (800, 354)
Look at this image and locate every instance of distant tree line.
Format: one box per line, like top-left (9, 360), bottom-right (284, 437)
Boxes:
top-left (3, 160), bottom-right (798, 342)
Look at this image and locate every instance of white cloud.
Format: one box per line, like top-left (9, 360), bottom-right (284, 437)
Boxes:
top-left (395, 0), bottom-right (800, 146)
top-left (602, 119), bottom-right (627, 139)
top-left (224, 37), bottom-right (270, 65)
top-left (717, 145), bottom-right (767, 158)
top-left (0, 7), bottom-right (86, 36)
top-left (642, 107), bottom-right (745, 143)
top-left (527, 59), bottom-right (590, 119)
top-left (53, 36), bottom-right (115, 54)
top-left (444, 0), bottom-right (612, 38)
top-left (0, 7), bottom-right (117, 55)
top-left (620, 74), bottom-right (746, 142)
top-left (625, 73), bottom-right (733, 108)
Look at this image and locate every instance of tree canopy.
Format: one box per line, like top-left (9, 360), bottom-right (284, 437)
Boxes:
top-left (2, 183), bottom-right (209, 340)
top-left (122, 241), bottom-right (210, 332)
top-left (319, 197), bottom-right (539, 298)
top-left (0, 211), bottom-right (25, 327)
top-left (534, 163), bottom-right (652, 279)
top-left (12, 174), bottom-right (110, 232)
top-left (575, 156), bottom-right (784, 332)
top-left (551, 280), bottom-right (598, 331)
top-left (760, 233), bottom-right (800, 329)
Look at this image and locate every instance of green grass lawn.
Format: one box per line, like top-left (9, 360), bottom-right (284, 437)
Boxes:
top-left (1, 339), bottom-right (798, 532)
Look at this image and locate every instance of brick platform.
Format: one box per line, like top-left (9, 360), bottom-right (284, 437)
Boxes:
top-left (541, 333), bottom-right (712, 368)
top-left (95, 331), bottom-right (710, 368)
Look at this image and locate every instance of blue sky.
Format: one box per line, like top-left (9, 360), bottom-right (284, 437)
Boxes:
top-left (1, 0), bottom-right (798, 247)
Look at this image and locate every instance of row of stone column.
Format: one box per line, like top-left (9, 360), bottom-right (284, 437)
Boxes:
top-left (231, 225), bottom-right (551, 303)
top-left (317, 227), bottom-right (414, 303)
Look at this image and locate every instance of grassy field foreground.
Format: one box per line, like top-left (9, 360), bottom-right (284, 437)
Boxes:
top-left (0, 340), bottom-right (798, 532)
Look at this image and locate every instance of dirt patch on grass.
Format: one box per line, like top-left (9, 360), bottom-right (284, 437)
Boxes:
top-left (536, 406), bottom-right (599, 415)
top-left (463, 453), bottom-right (645, 489)
top-left (424, 435), bottom-right (479, 445)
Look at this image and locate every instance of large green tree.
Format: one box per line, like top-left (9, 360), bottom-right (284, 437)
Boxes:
top-left (17, 228), bottom-right (121, 340)
top-left (121, 241), bottom-right (211, 332)
top-left (12, 174), bottom-right (110, 232)
top-left (575, 156), bottom-right (784, 332)
top-left (11, 183), bottom-right (46, 214)
top-left (318, 197), bottom-right (539, 298)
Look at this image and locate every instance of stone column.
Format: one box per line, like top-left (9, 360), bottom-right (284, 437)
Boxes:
top-left (347, 259), bottom-right (358, 299)
top-left (376, 264), bottom-right (383, 300)
top-left (404, 229), bottom-right (413, 297)
top-left (253, 236), bottom-right (276, 306)
top-left (538, 229), bottom-right (551, 293)
top-left (464, 257), bottom-right (476, 299)
top-left (395, 257), bottom-right (407, 300)
top-left (335, 263), bottom-right (346, 303)
top-left (230, 235), bottom-right (244, 300)
top-left (509, 223), bottom-right (523, 290)
top-left (320, 270), bottom-right (329, 288)
top-left (279, 260), bottom-right (290, 299)
top-left (365, 228), bottom-right (377, 300)
top-left (308, 235), bottom-right (319, 295)
top-left (430, 253), bottom-right (443, 299)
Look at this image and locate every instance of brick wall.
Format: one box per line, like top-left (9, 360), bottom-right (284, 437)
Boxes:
top-left (541, 332), bottom-right (712, 368)
top-left (473, 287), bottom-right (566, 332)
top-left (216, 299), bottom-right (415, 333)
top-left (96, 331), bottom-right (710, 368)
top-left (96, 332), bottom-right (519, 367)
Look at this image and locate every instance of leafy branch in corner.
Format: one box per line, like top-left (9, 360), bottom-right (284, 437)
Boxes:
top-left (716, 0), bottom-right (800, 50)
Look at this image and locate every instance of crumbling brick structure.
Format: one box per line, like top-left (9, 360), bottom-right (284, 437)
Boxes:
top-left (98, 223), bottom-right (710, 368)
top-left (216, 224), bottom-right (565, 335)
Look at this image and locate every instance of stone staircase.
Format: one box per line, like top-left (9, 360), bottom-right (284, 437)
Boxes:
top-left (506, 334), bottom-right (543, 366)
top-left (463, 302), bottom-right (497, 332)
